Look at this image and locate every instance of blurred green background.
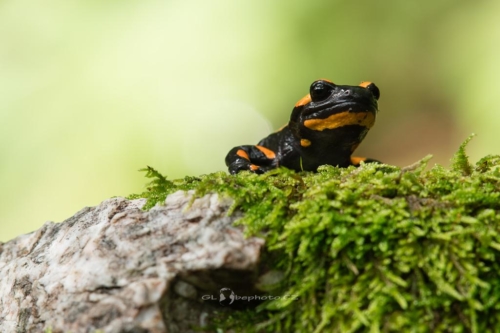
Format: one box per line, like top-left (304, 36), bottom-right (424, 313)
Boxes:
top-left (1, 0), bottom-right (499, 242)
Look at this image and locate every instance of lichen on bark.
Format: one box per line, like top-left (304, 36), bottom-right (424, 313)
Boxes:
top-left (0, 192), bottom-right (263, 333)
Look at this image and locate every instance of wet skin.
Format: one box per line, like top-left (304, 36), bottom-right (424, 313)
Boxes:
top-left (225, 79), bottom-right (380, 174)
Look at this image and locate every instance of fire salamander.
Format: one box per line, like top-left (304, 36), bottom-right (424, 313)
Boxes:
top-left (225, 79), bottom-right (380, 174)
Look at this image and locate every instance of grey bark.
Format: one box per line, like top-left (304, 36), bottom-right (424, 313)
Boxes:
top-left (0, 191), bottom-right (265, 333)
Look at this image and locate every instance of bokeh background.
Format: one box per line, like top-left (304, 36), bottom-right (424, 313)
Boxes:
top-left (1, 0), bottom-right (499, 242)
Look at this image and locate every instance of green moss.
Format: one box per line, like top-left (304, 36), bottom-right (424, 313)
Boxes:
top-left (129, 135), bottom-right (500, 332)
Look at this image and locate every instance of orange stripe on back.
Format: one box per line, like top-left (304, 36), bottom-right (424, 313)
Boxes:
top-left (236, 149), bottom-right (250, 160)
top-left (255, 145), bottom-right (276, 159)
top-left (295, 94), bottom-right (312, 107)
top-left (359, 81), bottom-right (372, 88)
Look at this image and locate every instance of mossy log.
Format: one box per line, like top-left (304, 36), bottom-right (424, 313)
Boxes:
top-left (2, 136), bottom-right (500, 332)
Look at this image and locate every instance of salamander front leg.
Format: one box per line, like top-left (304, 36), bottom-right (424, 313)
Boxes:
top-left (225, 145), bottom-right (278, 174)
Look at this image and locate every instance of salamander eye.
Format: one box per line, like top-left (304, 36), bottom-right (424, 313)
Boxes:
top-left (310, 81), bottom-right (333, 102)
top-left (361, 82), bottom-right (380, 100)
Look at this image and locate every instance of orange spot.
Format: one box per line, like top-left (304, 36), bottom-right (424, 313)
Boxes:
top-left (236, 149), bottom-right (250, 160)
top-left (359, 81), bottom-right (372, 88)
top-left (351, 157), bottom-right (367, 165)
top-left (304, 111), bottom-right (375, 131)
top-left (250, 164), bottom-right (260, 171)
top-left (295, 94), bottom-right (311, 107)
top-left (300, 139), bottom-right (311, 147)
top-left (256, 145), bottom-right (276, 159)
